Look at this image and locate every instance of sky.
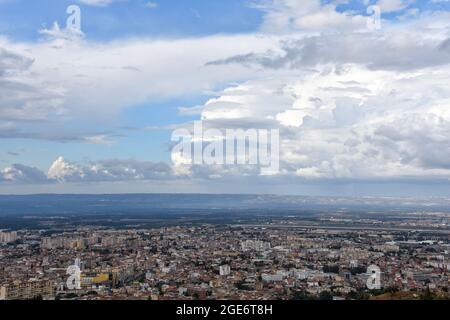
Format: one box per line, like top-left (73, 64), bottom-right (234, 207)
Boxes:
top-left (1, 0), bottom-right (450, 196)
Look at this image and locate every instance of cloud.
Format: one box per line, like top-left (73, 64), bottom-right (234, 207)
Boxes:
top-left (0, 45), bottom-right (66, 136)
top-left (47, 157), bottom-right (175, 182)
top-left (207, 14), bottom-right (450, 71)
top-left (0, 47), bottom-right (33, 74)
top-left (1, 164), bottom-right (49, 184)
top-left (77, 0), bottom-right (126, 7)
top-left (187, 3), bottom-right (450, 184)
top-left (83, 134), bottom-right (117, 145)
top-left (2, 0), bottom-right (450, 194)
top-left (0, 33), bottom-right (276, 141)
top-left (3, 55), bottom-right (450, 187)
top-left (0, 156), bottom-right (181, 184)
top-left (173, 62), bottom-right (450, 182)
top-left (251, 0), bottom-right (368, 33)
top-left (145, 2), bottom-right (158, 9)
top-left (377, 0), bottom-right (411, 13)
top-left (2, 1), bottom-right (448, 142)
top-left (39, 21), bottom-right (84, 40)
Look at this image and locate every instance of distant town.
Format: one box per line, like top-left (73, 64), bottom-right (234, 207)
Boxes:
top-left (1, 199), bottom-right (449, 300)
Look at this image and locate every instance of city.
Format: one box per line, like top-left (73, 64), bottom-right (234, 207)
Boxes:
top-left (1, 203), bottom-right (448, 300)
top-left (2, 0), bottom-right (450, 313)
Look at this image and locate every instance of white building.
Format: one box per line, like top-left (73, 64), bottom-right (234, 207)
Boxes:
top-left (241, 240), bottom-right (271, 251)
top-left (261, 273), bottom-right (283, 282)
top-left (219, 265), bottom-right (231, 276)
top-left (0, 231), bottom-right (18, 244)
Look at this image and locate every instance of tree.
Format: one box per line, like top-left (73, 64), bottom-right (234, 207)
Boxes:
top-left (323, 265), bottom-right (339, 273)
top-left (319, 291), bottom-right (333, 300)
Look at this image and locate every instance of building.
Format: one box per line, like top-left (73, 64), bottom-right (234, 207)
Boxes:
top-left (219, 265), bottom-right (231, 276)
top-left (81, 273), bottom-right (110, 288)
top-left (241, 240), bottom-right (271, 251)
top-left (261, 273), bottom-right (283, 282)
top-left (0, 231), bottom-right (18, 244)
top-left (41, 237), bottom-right (65, 249)
top-left (0, 280), bottom-right (54, 300)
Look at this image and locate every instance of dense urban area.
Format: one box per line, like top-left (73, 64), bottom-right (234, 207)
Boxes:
top-left (1, 210), bottom-right (449, 300)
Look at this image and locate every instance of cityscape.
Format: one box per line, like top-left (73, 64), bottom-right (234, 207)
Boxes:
top-left (1, 0), bottom-right (450, 309)
top-left (0, 194), bottom-right (449, 301)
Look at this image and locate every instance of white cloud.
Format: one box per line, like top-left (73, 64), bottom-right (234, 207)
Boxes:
top-left (208, 13), bottom-right (450, 71)
top-left (0, 156), bottom-right (175, 184)
top-left (3, 54), bottom-right (450, 185)
top-left (1, 164), bottom-right (49, 184)
top-left (47, 157), bottom-right (175, 182)
top-left (77, 0), bottom-right (125, 7)
top-left (179, 62), bottom-right (450, 181)
top-left (84, 134), bottom-right (117, 145)
top-left (0, 33), bottom-right (277, 140)
top-left (377, 0), bottom-right (411, 13)
top-left (145, 2), bottom-right (158, 9)
top-left (253, 0), bottom-right (367, 32)
top-left (47, 156), bottom-right (84, 181)
top-left (2, 0), bottom-right (450, 191)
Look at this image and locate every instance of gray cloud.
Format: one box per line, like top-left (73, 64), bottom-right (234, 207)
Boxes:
top-left (373, 113), bottom-right (450, 170)
top-left (0, 164), bottom-right (49, 184)
top-left (0, 48), bottom-right (34, 75)
top-left (0, 157), bottom-right (177, 185)
top-left (47, 157), bottom-right (175, 183)
top-left (439, 37), bottom-right (450, 52)
top-left (207, 32), bottom-right (450, 71)
top-left (0, 46), bottom-right (66, 138)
